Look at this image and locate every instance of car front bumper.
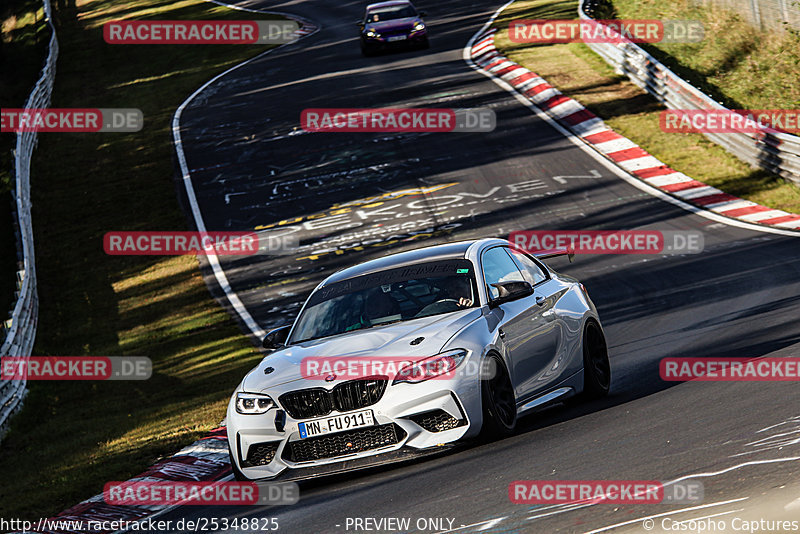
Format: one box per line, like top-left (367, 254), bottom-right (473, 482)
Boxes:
top-left (362, 30), bottom-right (427, 49)
top-left (227, 375), bottom-right (480, 481)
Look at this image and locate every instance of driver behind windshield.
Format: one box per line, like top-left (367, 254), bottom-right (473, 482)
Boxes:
top-left (435, 276), bottom-right (474, 308)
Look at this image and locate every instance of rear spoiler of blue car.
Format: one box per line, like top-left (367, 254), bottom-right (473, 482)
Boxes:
top-left (533, 247), bottom-right (575, 263)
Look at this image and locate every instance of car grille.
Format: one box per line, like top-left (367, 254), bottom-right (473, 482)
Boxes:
top-left (283, 423), bottom-right (406, 463)
top-left (278, 389), bottom-right (333, 419)
top-left (332, 378), bottom-right (386, 412)
top-left (409, 410), bottom-right (466, 433)
top-left (279, 378), bottom-right (387, 419)
top-left (242, 441), bottom-right (280, 467)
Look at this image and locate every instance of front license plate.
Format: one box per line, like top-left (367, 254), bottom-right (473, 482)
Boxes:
top-left (387, 35), bottom-right (407, 41)
top-left (298, 410), bottom-right (375, 439)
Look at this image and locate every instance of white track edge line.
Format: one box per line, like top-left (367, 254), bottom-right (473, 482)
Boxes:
top-left (582, 498), bottom-right (749, 534)
top-left (113, 3), bottom-right (319, 529)
top-left (172, 4), bottom-right (319, 341)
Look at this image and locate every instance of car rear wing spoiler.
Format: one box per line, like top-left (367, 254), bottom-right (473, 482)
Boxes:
top-left (533, 247), bottom-right (575, 263)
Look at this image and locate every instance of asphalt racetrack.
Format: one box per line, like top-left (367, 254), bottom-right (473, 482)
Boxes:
top-left (162, 0), bottom-right (800, 532)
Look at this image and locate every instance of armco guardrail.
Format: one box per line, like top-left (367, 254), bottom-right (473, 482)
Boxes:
top-left (578, 0), bottom-right (800, 188)
top-left (0, 0), bottom-right (57, 437)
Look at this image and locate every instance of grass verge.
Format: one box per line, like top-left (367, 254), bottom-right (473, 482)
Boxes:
top-left (0, 0), bottom-right (283, 519)
top-left (493, 0), bottom-right (800, 214)
top-left (611, 0), bottom-right (800, 110)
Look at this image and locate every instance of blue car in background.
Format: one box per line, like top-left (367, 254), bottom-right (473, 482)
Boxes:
top-left (358, 0), bottom-right (429, 56)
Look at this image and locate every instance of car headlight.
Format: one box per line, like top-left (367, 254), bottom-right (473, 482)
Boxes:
top-left (235, 392), bottom-right (275, 415)
top-left (366, 30), bottom-right (379, 38)
top-left (413, 22), bottom-right (425, 31)
top-left (393, 349), bottom-right (468, 385)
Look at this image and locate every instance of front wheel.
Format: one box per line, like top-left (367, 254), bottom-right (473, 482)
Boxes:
top-left (582, 321), bottom-right (611, 398)
top-left (229, 450), bottom-right (248, 481)
top-left (480, 353), bottom-right (517, 439)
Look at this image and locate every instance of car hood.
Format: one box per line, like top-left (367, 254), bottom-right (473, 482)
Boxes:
top-left (365, 17), bottom-right (421, 33)
top-left (242, 308), bottom-right (480, 393)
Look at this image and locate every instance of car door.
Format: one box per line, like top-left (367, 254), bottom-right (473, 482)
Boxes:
top-left (481, 246), bottom-right (561, 401)
top-left (506, 248), bottom-right (566, 399)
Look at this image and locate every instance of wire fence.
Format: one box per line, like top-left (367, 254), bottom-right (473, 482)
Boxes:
top-left (690, 0), bottom-right (800, 32)
top-left (579, 0), bottom-right (800, 188)
top-left (0, 0), bottom-right (57, 438)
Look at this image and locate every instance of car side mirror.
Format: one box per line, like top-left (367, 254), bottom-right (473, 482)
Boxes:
top-left (488, 281), bottom-right (533, 308)
top-left (262, 325), bottom-right (291, 350)
top-left (419, 10), bottom-right (427, 16)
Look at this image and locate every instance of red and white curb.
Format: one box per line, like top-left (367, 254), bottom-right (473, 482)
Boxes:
top-left (291, 25), bottom-right (315, 38)
top-left (470, 29), bottom-right (800, 231)
top-left (21, 427), bottom-right (230, 533)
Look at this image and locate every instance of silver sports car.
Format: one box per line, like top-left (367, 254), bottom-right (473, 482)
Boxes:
top-left (226, 238), bottom-right (610, 481)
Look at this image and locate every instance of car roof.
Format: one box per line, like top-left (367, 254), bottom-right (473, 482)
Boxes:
top-left (323, 240), bottom-right (481, 285)
top-left (366, 1), bottom-right (413, 11)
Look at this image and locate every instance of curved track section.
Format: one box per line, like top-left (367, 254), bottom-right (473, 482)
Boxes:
top-left (167, 0), bottom-right (800, 532)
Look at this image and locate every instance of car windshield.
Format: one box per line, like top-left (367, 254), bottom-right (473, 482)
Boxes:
top-left (289, 259), bottom-right (478, 344)
top-left (368, 6), bottom-right (417, 22)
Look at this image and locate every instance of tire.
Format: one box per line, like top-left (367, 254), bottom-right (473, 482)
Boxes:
top-left (361, 44), bottom-right (373, 57)
top-left (229, 450), bottom-right (248, 481)
top-left (419, 37), bottom-right (430, 49)
top-left (582, 320), bottom-right (611, 398)
top-left (479, 353), bottom-right (517, 439)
